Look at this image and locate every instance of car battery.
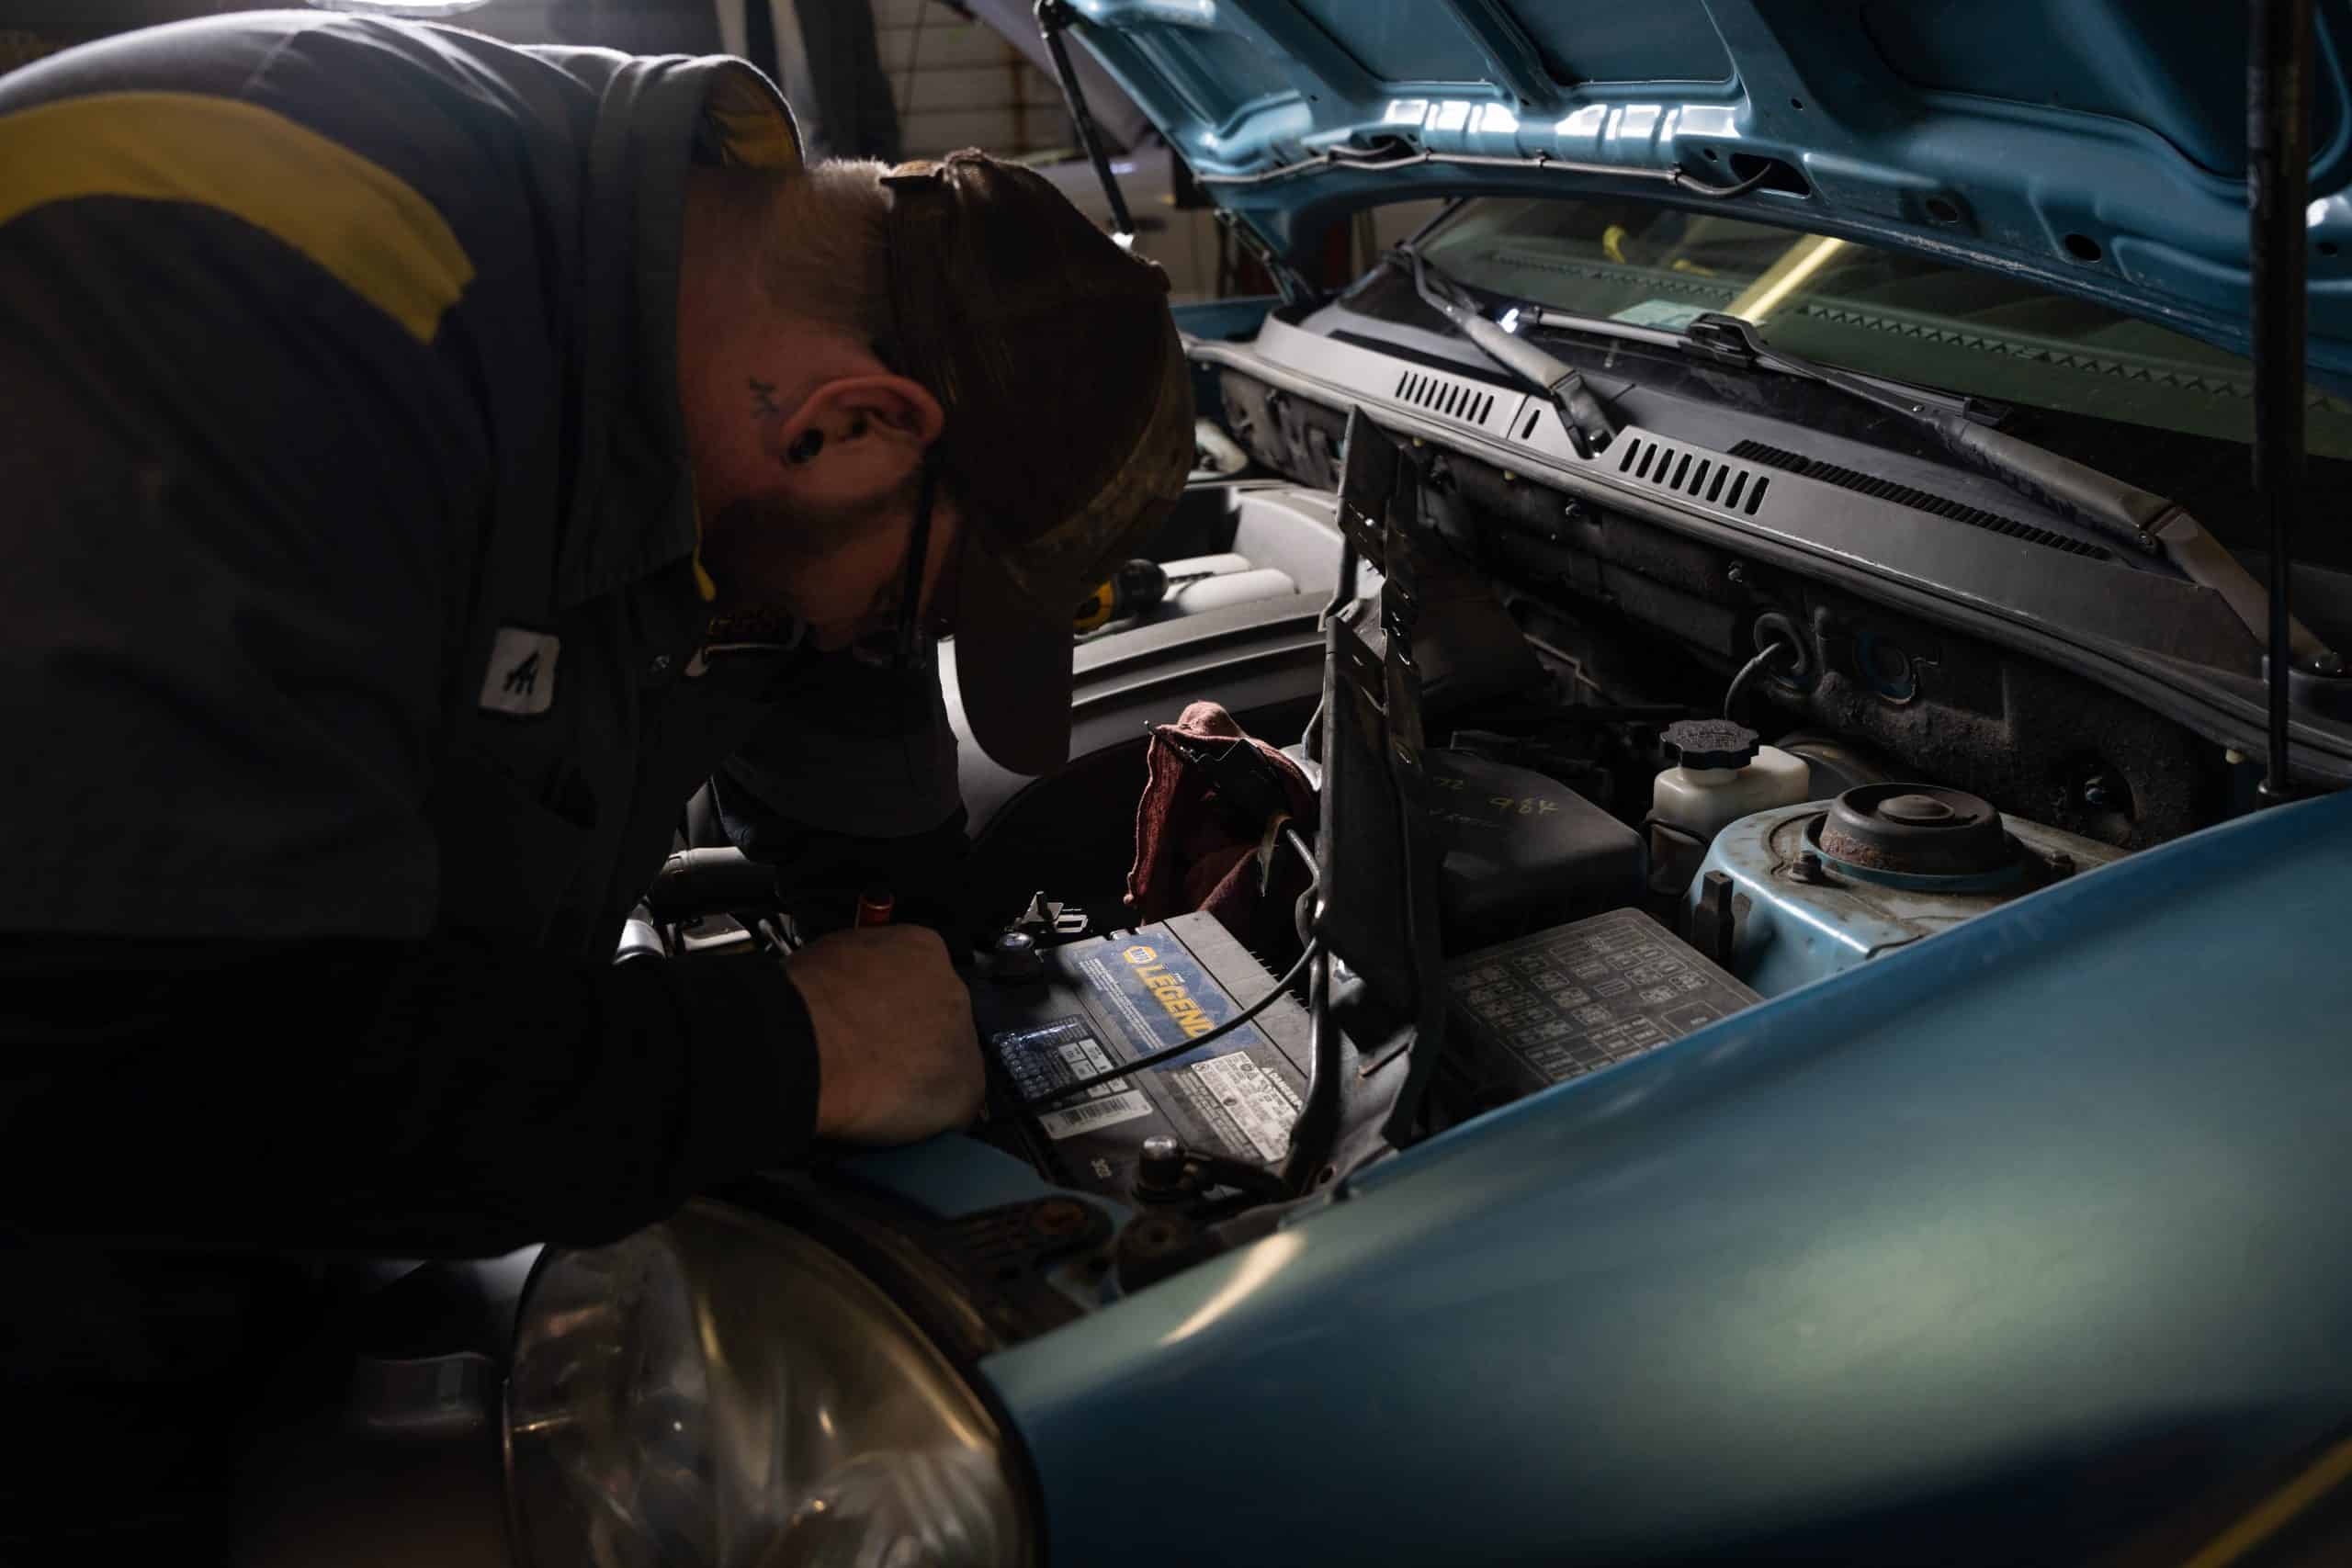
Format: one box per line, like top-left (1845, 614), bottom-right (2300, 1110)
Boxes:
top-left (1445, 908), bottom-right (1759, 1101)
top-left (976, 911), bottom-right (1310, 1202)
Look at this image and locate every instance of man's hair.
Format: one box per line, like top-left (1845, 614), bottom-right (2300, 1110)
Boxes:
top-left (756, 159), bottom-right (893, 345)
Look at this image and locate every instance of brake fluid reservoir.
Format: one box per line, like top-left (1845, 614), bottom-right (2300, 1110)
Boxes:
top-left (1646, 719), bottom-right (1811, 897)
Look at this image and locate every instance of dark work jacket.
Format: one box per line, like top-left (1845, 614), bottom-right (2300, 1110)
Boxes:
top-left (0, 14), bottom-right (828, 1258)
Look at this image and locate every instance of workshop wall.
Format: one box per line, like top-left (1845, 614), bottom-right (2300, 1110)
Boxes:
top-left (875, 0), bottom-right (1065, 160)
top-left (0, 1), bottom-right (1069, 161)
top-left (458, 0), bottom-right (1070, 160)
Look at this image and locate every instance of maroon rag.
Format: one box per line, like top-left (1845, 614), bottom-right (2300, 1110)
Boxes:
top-left (1125, 702), bottom-right (1317, 950)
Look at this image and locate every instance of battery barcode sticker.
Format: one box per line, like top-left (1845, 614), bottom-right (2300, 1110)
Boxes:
top-left (992, 1016), bottom-right (1154, 1142)
top-left (1186, 1051), bottom-right (1301, 1163)
top-left (1038, 1092), bottom-right (1152, 1139)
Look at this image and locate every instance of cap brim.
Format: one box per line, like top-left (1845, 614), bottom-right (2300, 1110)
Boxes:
top-left (952, 526), bottom-right (1076, 775)
top-left (939, 308), bottom-right (1195, 777)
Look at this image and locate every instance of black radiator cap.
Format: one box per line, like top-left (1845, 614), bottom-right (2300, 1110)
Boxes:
top-left (1661, 718), bottom-right (1760, 771)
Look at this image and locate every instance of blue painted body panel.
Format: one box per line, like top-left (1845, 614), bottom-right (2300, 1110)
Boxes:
top-left (842, 1131), bottom-right (1080, 1220)
top-left (977, 789), bottom-right (2352, 1562)
top-left (1068, 0), bottom-right (2352, 384)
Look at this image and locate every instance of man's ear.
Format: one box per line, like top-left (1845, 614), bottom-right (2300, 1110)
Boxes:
top-left (771, 374), bottom-right (944, 492)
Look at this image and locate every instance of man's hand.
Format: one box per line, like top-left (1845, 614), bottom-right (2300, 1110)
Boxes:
top-left (785, 926), bottom-right (983, 1144)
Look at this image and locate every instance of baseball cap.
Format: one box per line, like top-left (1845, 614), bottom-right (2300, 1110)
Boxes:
top-left (878, 151), bottom-right (1194, 775)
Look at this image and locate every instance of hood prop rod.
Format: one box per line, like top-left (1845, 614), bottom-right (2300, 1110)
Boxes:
top-left (2253, 0), bottom-right (2316, 804)
top-left (1035, 0), bottom-right (1315, 305)
top-left (1035, 0), bottom-right (1136, 245)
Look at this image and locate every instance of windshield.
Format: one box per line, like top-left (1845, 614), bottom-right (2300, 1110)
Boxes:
top-left (1419, 197), bottom-right (2352, 459)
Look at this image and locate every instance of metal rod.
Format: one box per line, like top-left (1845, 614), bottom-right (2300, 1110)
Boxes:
top-left (1301, 536), bottom-right (1358, 766)
top-left (1281, 919), bottom-right (1338, 1191)
top-left (2252, 0), bottom-right (2314, 802)
top-left (1007, 32), bottom-right (1028, 152)
top-left (1281, 619), bottom-right (1349, 1194)
top-left (1035, 0), bottom-right (1135, 240)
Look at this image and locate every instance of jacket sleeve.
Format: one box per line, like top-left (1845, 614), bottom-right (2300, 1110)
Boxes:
top-left (0, 935), bottom-right (821, 1255)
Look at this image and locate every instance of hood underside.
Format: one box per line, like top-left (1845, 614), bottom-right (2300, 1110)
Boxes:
top-left (1068, 0), bottom-right (2352, 381)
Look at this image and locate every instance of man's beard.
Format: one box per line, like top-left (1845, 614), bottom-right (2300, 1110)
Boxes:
top-left (700, 475), bottom-right (918, 629)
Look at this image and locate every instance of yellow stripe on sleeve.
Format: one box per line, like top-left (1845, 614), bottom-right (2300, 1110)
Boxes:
top-left (0, 91), bottom-right (474, 343)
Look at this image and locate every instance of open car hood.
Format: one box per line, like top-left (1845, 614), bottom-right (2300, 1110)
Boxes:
top-left (1066, 0), bottom-right (2352, 380)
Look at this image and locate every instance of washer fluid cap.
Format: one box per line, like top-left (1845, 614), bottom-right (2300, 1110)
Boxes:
top-left (1661, 718), bottom-right (1760, 771)
top-left (1820, 784), bottom-right (2010, 876)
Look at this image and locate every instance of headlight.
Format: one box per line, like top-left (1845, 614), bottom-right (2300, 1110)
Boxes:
top-left (503, 1201), bottom-right (1030, 1568)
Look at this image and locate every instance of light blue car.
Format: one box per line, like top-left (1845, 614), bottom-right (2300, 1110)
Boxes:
top-left (243, 5), bottom-right (2352, 1564)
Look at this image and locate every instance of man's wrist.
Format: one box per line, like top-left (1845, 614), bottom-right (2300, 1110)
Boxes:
top-left (661, 953), bottom-right (824, 1175)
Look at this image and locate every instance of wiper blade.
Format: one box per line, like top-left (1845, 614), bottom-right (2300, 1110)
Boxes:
top-left (1393, 248), bottom-right (1619, 458)
top-left (1388, 247), bottom-right (1975, 461)
top-left (1681, 310), bottom-right (2006, 424)
top-left (1510, 300), bottom-right (2001, 423)
top-left (1680, 312), bottom-right (2332, 669)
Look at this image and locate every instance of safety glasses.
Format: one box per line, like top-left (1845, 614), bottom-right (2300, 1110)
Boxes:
top-left (843, 462), bottom-right (946, 678)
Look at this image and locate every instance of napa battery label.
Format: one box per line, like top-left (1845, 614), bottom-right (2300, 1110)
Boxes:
top-left (1070, 941), bottom-right (1271, 1072)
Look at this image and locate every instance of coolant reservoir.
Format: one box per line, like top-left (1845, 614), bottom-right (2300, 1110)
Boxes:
top-left (1646, 719), bottom-right (1810, 897)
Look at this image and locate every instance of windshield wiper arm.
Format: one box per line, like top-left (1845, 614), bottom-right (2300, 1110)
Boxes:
top-left (1392, 248), bottom-right (1619, 458)
top-left (1681, 311), bottom-right (2332, 669)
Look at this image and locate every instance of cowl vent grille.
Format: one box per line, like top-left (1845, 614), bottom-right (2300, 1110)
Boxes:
top-left (1729, 440), bottom-right (2114, 561)
top-left (1615, 435), bottom-right (1770, 515)
top-left (1395, 369), bottom-right (1497, 427)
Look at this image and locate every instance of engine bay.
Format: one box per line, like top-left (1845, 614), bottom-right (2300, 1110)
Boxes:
top-left (640, 305), bottom-right (2281, 1309)
top-left (961, 389), bottom-right (2210, 1231)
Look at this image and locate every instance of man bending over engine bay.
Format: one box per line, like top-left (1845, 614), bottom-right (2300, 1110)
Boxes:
top-left (0, 7), bottom-right (1190, 1533)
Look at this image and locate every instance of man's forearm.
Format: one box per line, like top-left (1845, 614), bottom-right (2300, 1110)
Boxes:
top-left (0, 934), bottom-right (818, 1256)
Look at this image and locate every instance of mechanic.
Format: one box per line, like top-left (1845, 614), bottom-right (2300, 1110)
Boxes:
top-left (0, 4), bottom-right (1189, 1513)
